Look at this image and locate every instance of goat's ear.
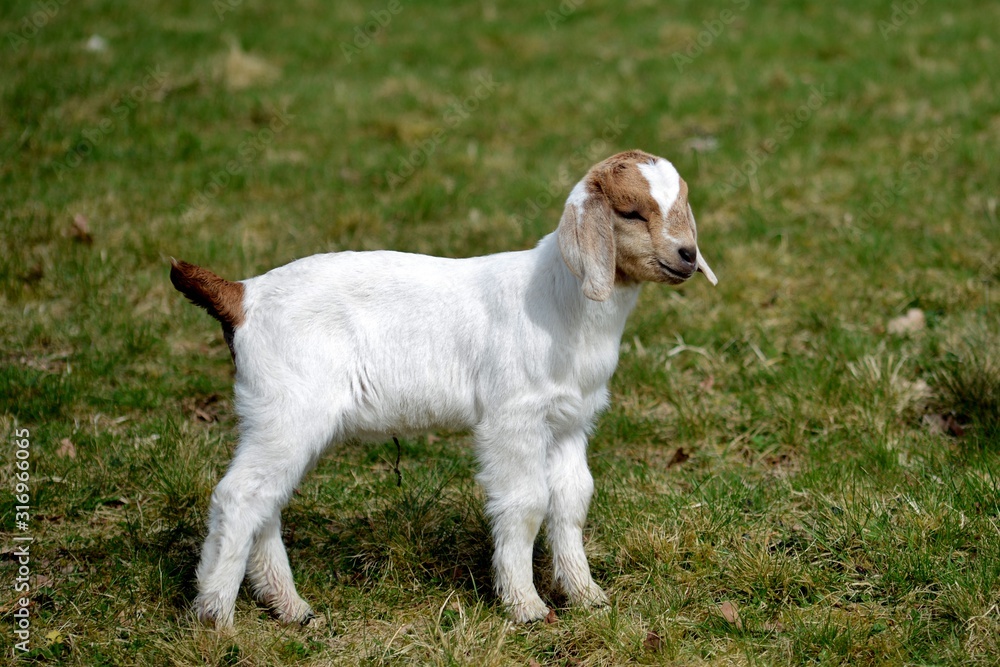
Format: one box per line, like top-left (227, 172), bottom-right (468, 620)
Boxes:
top-left (558, 193), bottom-right (616, 301)
top-left (696, 249), bottom-right (718, 286)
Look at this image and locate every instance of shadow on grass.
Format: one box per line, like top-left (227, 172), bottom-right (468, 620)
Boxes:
top-left (289, 465), bottom-right (502, 601)
top-left (931, 328), bottom-right (1000, 450)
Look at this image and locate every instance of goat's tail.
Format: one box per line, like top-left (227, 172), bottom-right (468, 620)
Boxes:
top-left (170, 259), bottom-right (245, 360)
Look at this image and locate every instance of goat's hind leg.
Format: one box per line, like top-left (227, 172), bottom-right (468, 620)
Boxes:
top-left (193, 416), bottom-right (327, 628)
top-left (247, 513), bottom-right (314, 624)
top-left (193, 458), bottom-right (270, 628)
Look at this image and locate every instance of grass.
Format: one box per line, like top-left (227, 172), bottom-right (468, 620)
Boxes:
top-left (1, 0), bottom-right (998, 664)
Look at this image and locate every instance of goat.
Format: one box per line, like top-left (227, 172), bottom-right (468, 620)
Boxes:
top-left (171, 149), bottom-right (717, 628)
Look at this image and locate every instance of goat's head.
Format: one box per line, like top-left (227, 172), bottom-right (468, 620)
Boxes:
top-left (558, 149), bottom-right (718, 301)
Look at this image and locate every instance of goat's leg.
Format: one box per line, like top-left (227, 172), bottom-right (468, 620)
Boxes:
top-left (193, 461), bottom-right (273, 628)
top-left (193, 420), bottom-right (325, 628)
top-left (475, 419), bottom-right (550, 622)
top-left (545, 430), bottom-right (608, 607)
top-left (246, 513), bottom-right (314, 624)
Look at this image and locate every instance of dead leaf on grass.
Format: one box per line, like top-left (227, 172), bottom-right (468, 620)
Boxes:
top-left (667, 447), bottom-right (690, 468)
top-left (643, 631), bottom-right (663, 652)
top-left (69, 213), bottom-right (93, 244)
top-left (57, 438), bottom-right (77, 459)
top-left (21, 262), bottom-right (44, 284)
top-left (185, 394), bottom-right (223, 422)
top-left (719, 600), bottom-right (743, 628)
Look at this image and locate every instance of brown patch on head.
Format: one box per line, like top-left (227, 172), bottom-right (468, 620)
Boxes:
top-left (558, 149), bottom-right (708, 300)
top-left (591, 151), bottom-right (697, 285)
top-left (584, 149), bottom-right (663, 222)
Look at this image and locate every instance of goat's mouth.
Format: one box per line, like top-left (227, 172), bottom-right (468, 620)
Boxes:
top-left (657, 259), bottom-right (693, 281)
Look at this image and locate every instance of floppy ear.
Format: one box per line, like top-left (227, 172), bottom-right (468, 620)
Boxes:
top-left (557, 192), bottom-right (616, 301)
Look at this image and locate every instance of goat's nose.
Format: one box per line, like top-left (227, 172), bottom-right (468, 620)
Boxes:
top-left (677, 246), bottom-right (697, 271)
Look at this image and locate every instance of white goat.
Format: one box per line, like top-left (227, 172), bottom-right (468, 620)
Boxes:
top-left (171, 149), bottom-right (717, 628)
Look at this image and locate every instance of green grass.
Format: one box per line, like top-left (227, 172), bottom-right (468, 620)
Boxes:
top-left (2, 0), bottom-right (998, 664)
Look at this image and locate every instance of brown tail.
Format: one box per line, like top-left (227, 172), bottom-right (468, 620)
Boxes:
top-left (170, 259), bottom-right (245, 360)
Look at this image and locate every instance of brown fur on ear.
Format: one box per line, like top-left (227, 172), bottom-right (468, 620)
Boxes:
top-left (170, 259), bottom-right (245, 360)
top-left (558, 192), bottom-right (616, 301)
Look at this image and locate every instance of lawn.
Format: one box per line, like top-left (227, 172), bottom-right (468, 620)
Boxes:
top-left (1, 0), bottom-right (999, 664)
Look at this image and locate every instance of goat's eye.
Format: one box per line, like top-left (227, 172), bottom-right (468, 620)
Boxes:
top-left (619, 210), bottom-right (648, 222)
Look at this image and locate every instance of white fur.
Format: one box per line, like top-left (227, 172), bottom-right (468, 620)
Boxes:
top-left (638, 160), bottom-right (680, 219)
top-left (638, 160), bottom-right (685, 246)
top-left (566, 180), bottom-right (589, 210)
top-left (192, 160), bottom-right (713, 628)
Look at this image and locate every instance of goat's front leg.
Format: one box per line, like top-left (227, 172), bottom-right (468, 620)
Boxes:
top-left (475, 419), bottom-right (550, 622)
top-left (545, 430), bottom-right (608, 608)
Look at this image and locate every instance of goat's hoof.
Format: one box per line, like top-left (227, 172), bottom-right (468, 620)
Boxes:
top-left (574, 584), bottom-right (609, 609)
top-left (193, 594), bottom-right (234, 630)
top-left (274, 597), bottom-right (315, 626)
top-left (508, 598), bottom-right (550, 623)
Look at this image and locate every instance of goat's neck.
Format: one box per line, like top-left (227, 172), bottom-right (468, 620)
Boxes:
top-left (537, 233), bottom-right (641, 339)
